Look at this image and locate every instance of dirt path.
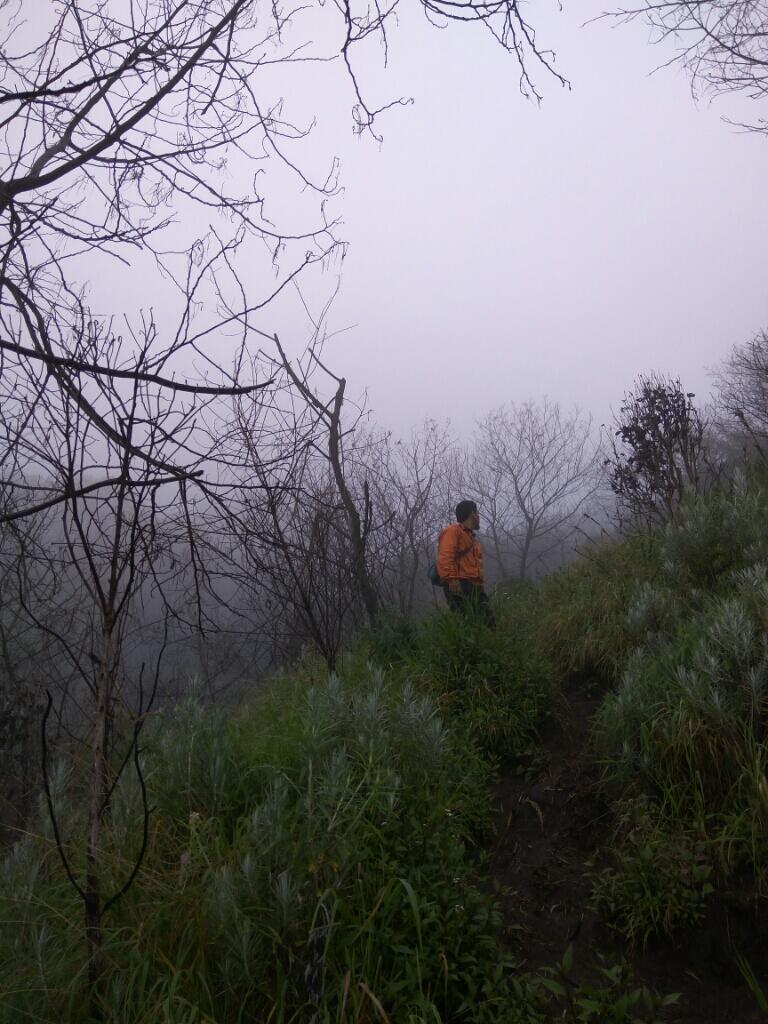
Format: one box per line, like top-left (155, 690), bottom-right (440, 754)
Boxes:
top-left (487, 687), bottom-right (768, 1023)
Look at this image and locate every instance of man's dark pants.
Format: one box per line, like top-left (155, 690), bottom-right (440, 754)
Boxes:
top-left (443, 579), bottom-right (496, 629)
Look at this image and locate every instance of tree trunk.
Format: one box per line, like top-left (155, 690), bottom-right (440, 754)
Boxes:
top-left (326, 381), bottom-right (379, 629)
top-left (85, 629), bottom-right (113, 990)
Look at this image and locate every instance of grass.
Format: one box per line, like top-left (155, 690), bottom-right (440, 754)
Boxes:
top-left (589, 797), bottom-right (715, 948)
top-left (5, 478), bottom-right (768, 1018)
top-left (534, 532), bottom-right (662, 685)
top-left (366, 588), bottom-right (554, 761)
top-left (0, 665), bottom-right (540, 1024)
top-left (585, 483), bottom-right (768, 941)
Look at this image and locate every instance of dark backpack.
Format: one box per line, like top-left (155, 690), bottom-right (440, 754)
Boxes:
top-left (427, 560), bottom-right (442, 587)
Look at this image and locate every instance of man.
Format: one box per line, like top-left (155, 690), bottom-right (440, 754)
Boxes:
top-left (437, 499), bottom-right (495, 627)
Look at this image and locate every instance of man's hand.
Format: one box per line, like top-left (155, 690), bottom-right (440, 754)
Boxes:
top-left (447, 579), bottom-right (461, 595)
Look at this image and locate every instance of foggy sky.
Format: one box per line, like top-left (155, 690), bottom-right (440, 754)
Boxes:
top-left (309, 1), bottom-right (768, 435)
top-left (81, 0), bottom-right (768, 439)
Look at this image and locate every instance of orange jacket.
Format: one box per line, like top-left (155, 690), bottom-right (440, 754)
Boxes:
top-left (437, 523), bottom-right (484, 585)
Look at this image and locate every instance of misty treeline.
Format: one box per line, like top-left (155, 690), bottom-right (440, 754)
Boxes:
top-left (2, 0), bottom-right (768, 992)
top-left (5, 334), bottom-right (768, 808)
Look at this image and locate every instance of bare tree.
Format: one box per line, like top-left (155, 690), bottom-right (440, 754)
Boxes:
top-left (228, 407), bottom-right (455, 663)
top-left (0, 0), bottom-right (565, 992)
top-left (0, 317), bottom-right (285, 987)
top-left (362, 421), bottom-right (454, 615)
top-left (612, 0), bottom-right (768, 132)
top-left (472, 400), bottom-right (599, 580)
top-left (0, 0), bottom-right (564, 520)
top-left (0, 0), bottom-right (330, 518)
top-left (230, 390), bottom-right (360, 670)
top-left (715, 328), bottom-right (768, 461)
top-left (265, 334), bottom-right (382, 628)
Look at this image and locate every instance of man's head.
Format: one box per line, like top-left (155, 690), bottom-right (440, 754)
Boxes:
top-left (455, 499), bottom-right (479, 530)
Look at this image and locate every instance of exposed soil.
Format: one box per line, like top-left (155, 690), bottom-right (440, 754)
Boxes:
top-left (487, 685), bottom-right (768, 1023)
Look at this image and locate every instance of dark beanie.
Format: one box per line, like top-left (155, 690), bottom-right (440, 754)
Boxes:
top-left (455, 500), bottom-right (477, 523)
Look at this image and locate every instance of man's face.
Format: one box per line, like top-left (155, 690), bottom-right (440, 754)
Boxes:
top-left (465, 509), bottom-right (480, 530)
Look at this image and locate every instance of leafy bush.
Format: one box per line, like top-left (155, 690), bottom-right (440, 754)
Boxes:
top-left (589, 800), bottom-right (714, 947)
top-left (535, 480), bottom-right (768, 687)
top-left (596, 592), bottom-right (768, 817)
top-left (659, 481), bottom-right (768, 591)
top-left (539, 945), bottom-right (679, 1023)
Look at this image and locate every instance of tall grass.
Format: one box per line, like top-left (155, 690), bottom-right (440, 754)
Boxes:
top-left (8, 483), bottom-right (766, 1014)
top-left (535, 532), bottom-right (662, 685)
top-left (0, 666), bottom-right (534, 1024)
top-left (589, 483), bottom-right (768, 941)
top-left (367, 589), bottom-right (554, 760)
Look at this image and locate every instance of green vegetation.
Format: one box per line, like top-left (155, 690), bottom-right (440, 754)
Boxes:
top-left (589, 483), bottom-right (768, 943)
top-left (539, 946), bottom-right (679, 1023)
top-left (522, 478), bottom-right (768, 947)
top-left (534, 532), bottom-right (662, 685)
top-left (367, 587), bottom-right (553, 759)
top-left (0, 666), bottom-right (536, 1023)
top-left (6, 478), bottom-right (768, 1020)
top-left (589, 798), bottom-right (714, 947)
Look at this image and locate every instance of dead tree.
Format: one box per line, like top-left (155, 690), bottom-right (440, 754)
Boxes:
top-left (715, 328), bottom-right (768, 462)
top-left (362, 422), bottom-right (454, 616)
top-left (472, 400), bottom-right (599, 580)
top-left (612, 0), bottom-right (768, 132)
top-left (269, 334), bottom-right (381, 629)
top-left (227, 379), bottom-right (359, 670)
top-left (0, 314), bottom-right (280, 990)
top-left (246, 473), bottom-right (360, 672)
top-left (229, 394), bottom-right (451, 662)
top-left (0, 1), bottom-right (327, 521)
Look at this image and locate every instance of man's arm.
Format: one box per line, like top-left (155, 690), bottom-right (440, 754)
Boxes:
top-left (437, 527), bottom-right (461, 594)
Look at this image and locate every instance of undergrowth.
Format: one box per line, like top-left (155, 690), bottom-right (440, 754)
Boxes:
top-left (0, 666), bottom-right (538, 1024)
top-left (534, 532), bottom-right (662, 686)
top-left (588, 482), bottom-right (768, 943)
top-left (366, 587), bottom-right (553, 760)
top-left (6, 479), bottom-right (768, 1018)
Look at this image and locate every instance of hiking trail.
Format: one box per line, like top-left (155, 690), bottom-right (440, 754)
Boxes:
top-left (488, 686), bottom-right (768, 1023)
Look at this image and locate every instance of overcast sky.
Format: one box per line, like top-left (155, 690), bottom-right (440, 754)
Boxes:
top-left (266, 0), bottom-right (768, 436)
top-left (71, 0), bottom-right (768, 441)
